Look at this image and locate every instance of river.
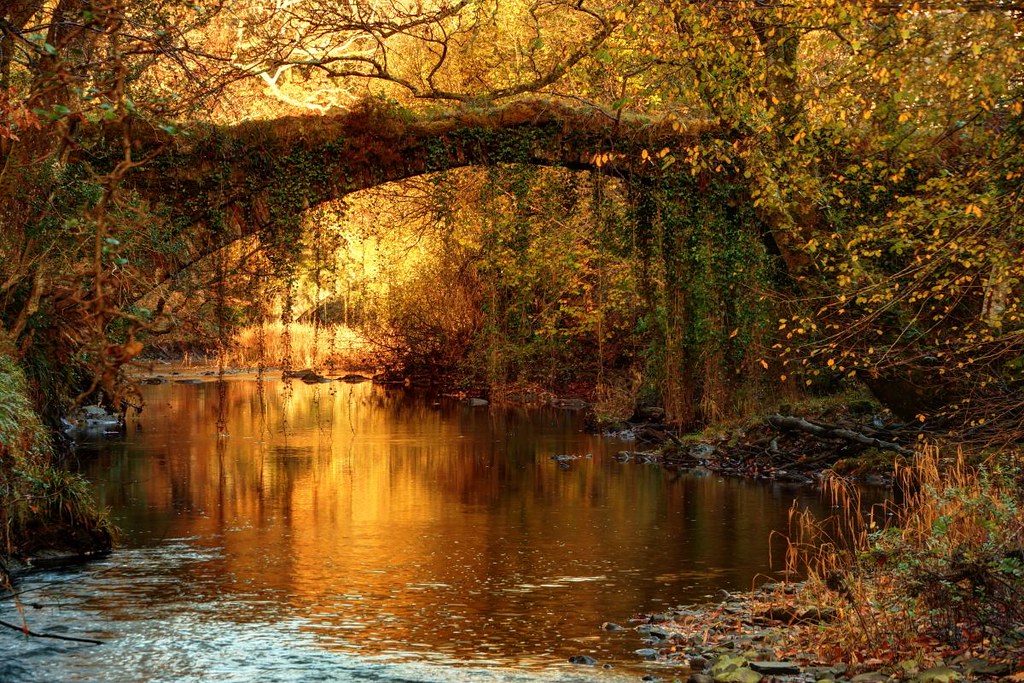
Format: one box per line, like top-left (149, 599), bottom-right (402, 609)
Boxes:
top-left (1, 375), bottom-right (845, 682)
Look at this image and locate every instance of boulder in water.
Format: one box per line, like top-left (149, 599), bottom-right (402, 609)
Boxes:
top-left (283, 369), bottom-right (331, 383)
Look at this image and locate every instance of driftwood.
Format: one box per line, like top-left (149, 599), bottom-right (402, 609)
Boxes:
top-left (767, 414), bottom-right (914, 456)
top-left (0, 617), bottom-right (104, 645)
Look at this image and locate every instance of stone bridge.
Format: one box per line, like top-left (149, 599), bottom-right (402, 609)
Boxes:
top-left (115, 99), bottom-right (712, 289)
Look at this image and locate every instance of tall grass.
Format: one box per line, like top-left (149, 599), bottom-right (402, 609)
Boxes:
top-left (217, 322), bottom-right (373, 371)
top-left (780, 446), bottom-right (1024, 663)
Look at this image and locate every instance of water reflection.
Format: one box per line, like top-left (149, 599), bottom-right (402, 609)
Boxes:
top-left (3, 379), bottom-right (846, 681)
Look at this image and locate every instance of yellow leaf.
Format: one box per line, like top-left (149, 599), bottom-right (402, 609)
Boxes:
top-left (759, 359), bottom-right (769, 369)
top-left (729, 328), bottom-right (738, 338)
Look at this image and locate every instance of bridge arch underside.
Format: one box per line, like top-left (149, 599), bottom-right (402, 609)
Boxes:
top-left (133, 163), bottom-right (623, 339)
top-left (128, 115), bottom-right (626, 293)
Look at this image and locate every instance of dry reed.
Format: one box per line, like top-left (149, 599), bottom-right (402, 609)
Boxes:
top-left (220, 322), bottom-right (373, 371)
top-left (776, 445), bottom-right (1024, 665)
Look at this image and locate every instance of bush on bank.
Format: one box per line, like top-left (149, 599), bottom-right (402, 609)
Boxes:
top-left (783, 448), bottom-right (1024, 666)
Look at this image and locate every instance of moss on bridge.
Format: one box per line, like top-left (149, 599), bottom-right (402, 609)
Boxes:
top-left (119, 99), bottom-right (716, 254)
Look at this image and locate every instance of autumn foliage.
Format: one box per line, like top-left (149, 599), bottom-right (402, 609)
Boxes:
top-left (0, 0), bottom-right (1021, 442)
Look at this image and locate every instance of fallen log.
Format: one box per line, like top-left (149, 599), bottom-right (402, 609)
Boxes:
top-left (767, 415), bottom-right (914, 456)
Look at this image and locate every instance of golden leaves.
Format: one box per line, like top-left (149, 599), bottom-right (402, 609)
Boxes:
top-left (592, 151), bottom-right (622, 168)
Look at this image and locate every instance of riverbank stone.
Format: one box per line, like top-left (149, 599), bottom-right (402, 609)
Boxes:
top-left (710, 654), bottom-right (764, 683)
top-left (914, 667), bottom-right (962, 683)
top-left (689, 655), bottom-right (710, 670)
top-left (568, 655), bottom-right (598, 666)
top-left (637, 623), bottom-right (673, 638)
top-left (716, 669), bottom-right (762, 683)
top-left (635, 648), bottom-right (659, 660)
top-left (750, 661), bottom-right (801, 675)
top-left (961, 659), bottom-right (1012, 677)
top-left (648, 626), bottom-right (672, 640)
top-left (805, 665), bottom-right (847, 680)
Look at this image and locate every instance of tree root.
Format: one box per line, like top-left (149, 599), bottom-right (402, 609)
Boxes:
top-left (767, 414), bottom-right (914, 456)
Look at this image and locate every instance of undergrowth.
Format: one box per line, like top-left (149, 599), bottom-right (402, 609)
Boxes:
top-left (781, 446), bottom-right (1024, 665)
top-left (1, 349), bottom-right (113, 581)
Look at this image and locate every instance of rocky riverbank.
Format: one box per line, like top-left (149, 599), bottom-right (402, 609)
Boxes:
top-left (0, 349), bottom-right (114, 587)
top-left (613, 580), bottom-right (1024, 683)
top-left (604, 398), bottom-right (919, 486)
top-left (598, 418), bottom-right (1024, 683)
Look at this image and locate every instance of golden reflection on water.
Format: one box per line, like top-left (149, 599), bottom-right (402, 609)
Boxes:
top-left (82, 378), bottom-right (831, 671)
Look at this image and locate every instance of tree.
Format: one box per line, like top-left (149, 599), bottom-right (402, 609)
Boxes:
top-left (0, 0), bottom-right (235, 421)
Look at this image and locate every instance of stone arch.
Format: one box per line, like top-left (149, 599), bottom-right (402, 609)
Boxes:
top-left (113, 99), bottom-right (702, 297)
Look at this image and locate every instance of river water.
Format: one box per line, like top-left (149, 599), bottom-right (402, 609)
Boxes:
top-left (2, 376), bottom-right (844, 682)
